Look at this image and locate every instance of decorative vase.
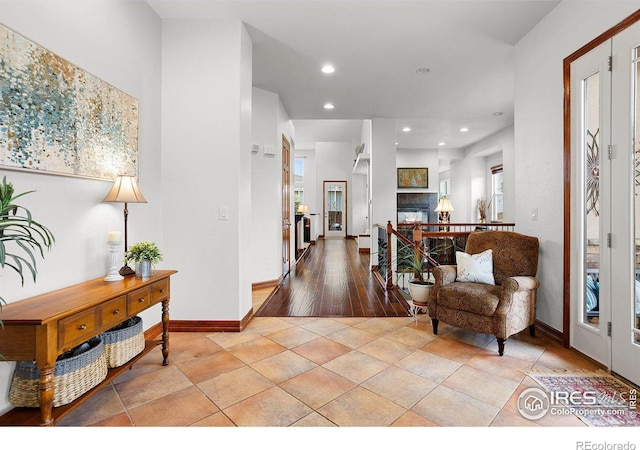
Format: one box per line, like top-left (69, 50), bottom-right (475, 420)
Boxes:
top-left (136, 260), bottom-right (152, 278)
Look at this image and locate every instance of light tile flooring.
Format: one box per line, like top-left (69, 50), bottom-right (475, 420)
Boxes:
top-left (53, 289), bottom-right (603, 430)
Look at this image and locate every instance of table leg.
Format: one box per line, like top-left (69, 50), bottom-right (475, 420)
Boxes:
top-left (38, 365), bottom-right (54, 426)
top-left (161, 299), bottom-right (170, 365)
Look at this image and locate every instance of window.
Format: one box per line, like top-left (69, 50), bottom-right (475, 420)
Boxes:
top-left (491, 165), bottom-right (503, 221)
top-left (439, 178), bottom-right (450, 198)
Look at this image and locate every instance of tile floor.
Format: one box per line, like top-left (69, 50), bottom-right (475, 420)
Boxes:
top-left (53, 289), bottom-right (603, 430)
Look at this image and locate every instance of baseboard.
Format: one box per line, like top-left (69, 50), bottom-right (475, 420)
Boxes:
top-left (358, 248), bottom-right (370, 254)
top-left (252, 279), bottom-right (279, 290)
top-left (534, 319), bottom-right (564, 345)
top-left (146, 309), bottom-right (255, 334)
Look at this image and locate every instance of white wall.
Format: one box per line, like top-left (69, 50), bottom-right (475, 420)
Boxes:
top-left (161, 19), bottom-right (253, 321)
top-left (251, 88), bottom-right (281, 283)
top-left (514, 1), bottom-right (639, 331)
top-left (0, 0), bottom-right (162, 415)
top-left (315, 142), bottom-right (354, 236)
top-left (446, 126), bottom-right (513, 222)
top-left (396, 148), bottom-right (440, 194)
top-left (370, 118), bottom-right (398, 266)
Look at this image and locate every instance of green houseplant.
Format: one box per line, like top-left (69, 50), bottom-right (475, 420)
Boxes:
top-left (0, 176), bottom-right (55, 324)
top-left (396, 241), bottom-right (435, 307)
top-left (124, 241), bottom-right (162, 278)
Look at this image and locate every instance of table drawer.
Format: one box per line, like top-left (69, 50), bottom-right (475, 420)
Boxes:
top-left (98, 295), bottom-right (127, 330)
top-left (128, 286), bottom-right (150, 315)
top-left (58, 309), bottom-right (97, 351)
top-left (151, 279), bottom-right (169, 305)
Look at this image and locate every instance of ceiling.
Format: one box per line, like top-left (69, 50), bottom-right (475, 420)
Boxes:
top-left (148, 0), bottom-right (560, 151)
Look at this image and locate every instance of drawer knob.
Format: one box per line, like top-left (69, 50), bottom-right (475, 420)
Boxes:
top-left (139, 298), bottom-right (145, 303)
top-left (159, 289), bottom-right (166, 294)
top-left (78, 324), bottom-right (87, 330)
top-left (113, 309), bottom-right (120, 315)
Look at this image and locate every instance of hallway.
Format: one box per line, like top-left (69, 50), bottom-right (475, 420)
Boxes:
top-left (256, 237), bottom-right (411, 317)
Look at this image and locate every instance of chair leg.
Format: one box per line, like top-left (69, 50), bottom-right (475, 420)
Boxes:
top-left (431, 319), bottom-right (439, 335)
top-left (497, 338), bottom-right (506, 356)
top-left (529, 324), bottom-right (536, 337)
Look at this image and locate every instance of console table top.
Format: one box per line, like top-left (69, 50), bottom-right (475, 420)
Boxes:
top-left (0, 270), bottom-right (178, 324)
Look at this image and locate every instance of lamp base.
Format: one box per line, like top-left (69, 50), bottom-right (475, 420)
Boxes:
top-left (119, 265), bottom-right (136, 277)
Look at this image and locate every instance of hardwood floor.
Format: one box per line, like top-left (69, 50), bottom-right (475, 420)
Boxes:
top-left (256, 237), bottom-right (411, 317)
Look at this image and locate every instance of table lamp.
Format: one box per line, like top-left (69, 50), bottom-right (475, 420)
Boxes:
top-left (103, 175), bottom-right (147, 276)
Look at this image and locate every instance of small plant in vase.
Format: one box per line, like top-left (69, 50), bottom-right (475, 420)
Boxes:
top-left (124, 241), bottom-right (162, 278)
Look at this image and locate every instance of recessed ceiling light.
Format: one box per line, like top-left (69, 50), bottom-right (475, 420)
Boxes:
top-left (324, 103), bottom-right (334, 110)
top-left (321, 64), bottom-right (335, 74)
top-left (460, 127), bottom-right (469, 132)
top-left (395, 142), bottom-right (399, 146)
top-left (493, 111), bottom-right (503, 116)
top-left (416, 67), bottom-right (430, 75)
top-left (438, 142), bottom-right (446, 146)
top-left (402, 127), bottom-right (411, 132)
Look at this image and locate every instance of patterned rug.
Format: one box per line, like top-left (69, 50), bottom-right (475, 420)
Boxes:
top-left (525, 369), bottom-right (639, 427)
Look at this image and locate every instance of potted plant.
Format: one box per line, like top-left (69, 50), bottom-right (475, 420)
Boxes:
top-left (0, 176), bottom-right (55, 325)
top-left (397, 241), bottom-right (434, 307)
top-left (124, 241), bottom-right (162, 278)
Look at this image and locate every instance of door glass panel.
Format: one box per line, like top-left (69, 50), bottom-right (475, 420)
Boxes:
top-left (634, 46), bottom-right (640, 345)
top-left (327, 185), bottom-right (343, 231)
top-left (584, 71), bottom-right (601, 329)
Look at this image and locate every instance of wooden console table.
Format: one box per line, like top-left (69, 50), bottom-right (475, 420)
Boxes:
top-left (0, 269), bottom-right (177, 426)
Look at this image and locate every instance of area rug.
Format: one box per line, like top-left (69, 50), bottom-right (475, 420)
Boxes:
top-left (526, 369), bottom-right (639, 427)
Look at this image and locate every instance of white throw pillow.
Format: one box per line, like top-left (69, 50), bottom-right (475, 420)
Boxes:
top-left (456, 249), bottom-right (495, 285)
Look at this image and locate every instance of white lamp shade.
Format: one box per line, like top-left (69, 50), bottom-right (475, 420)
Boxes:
top-left (103, 175), bottom-right (147, 203)
top-left (434, 197), bottom-right (454, 212)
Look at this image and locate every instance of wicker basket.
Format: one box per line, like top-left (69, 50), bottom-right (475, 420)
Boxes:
top-left (9, 337), bottom-right (107, 408)
top-left (99, 316), bottom-right (144, 368)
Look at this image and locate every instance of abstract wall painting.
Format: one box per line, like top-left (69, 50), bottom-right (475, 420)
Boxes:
top-left (0, 23), bottom-right (138, 180)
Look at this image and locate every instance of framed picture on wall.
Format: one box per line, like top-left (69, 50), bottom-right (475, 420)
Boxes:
top-left (397, 167), bottom-right (428, 188)
top-left (0, 23), bottom-right (139, 181)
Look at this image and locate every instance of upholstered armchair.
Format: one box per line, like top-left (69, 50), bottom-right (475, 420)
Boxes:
top-left (428, 230), bottom-right (540, 356)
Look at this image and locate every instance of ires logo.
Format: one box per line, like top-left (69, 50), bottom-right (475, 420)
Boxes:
top-left (517, 388), bottom-right (550, 420)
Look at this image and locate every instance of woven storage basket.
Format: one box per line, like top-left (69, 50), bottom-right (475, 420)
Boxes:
top-left (9, 337), bottom-right (107, 408)
top-left (99, 316), bottom-right (144, 368)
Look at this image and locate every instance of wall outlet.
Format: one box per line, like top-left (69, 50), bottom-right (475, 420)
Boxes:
top-left (531, 208), bottom-right (538, 221)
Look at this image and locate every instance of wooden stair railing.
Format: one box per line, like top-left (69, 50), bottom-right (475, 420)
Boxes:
top-left (377, 221), bottom-right (516, 291)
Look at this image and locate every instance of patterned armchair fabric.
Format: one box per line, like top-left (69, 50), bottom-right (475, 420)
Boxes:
top-left (428, 230), bottom-right (540, 356)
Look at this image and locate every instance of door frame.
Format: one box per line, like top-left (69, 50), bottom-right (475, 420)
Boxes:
top-left (323, 180), bottom-right (347, 238)
top-left (562, 9), bottom-right (640, 348)
top-left (282, 134), bottom-right (291, 277)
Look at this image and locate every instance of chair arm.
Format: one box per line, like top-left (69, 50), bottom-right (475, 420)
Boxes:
top-left (432, 265), bottom-right (457, 286)
top-left (495, 276), bottom-right (540, 317)
top-left (501, 276), bottom-right (540, 295)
